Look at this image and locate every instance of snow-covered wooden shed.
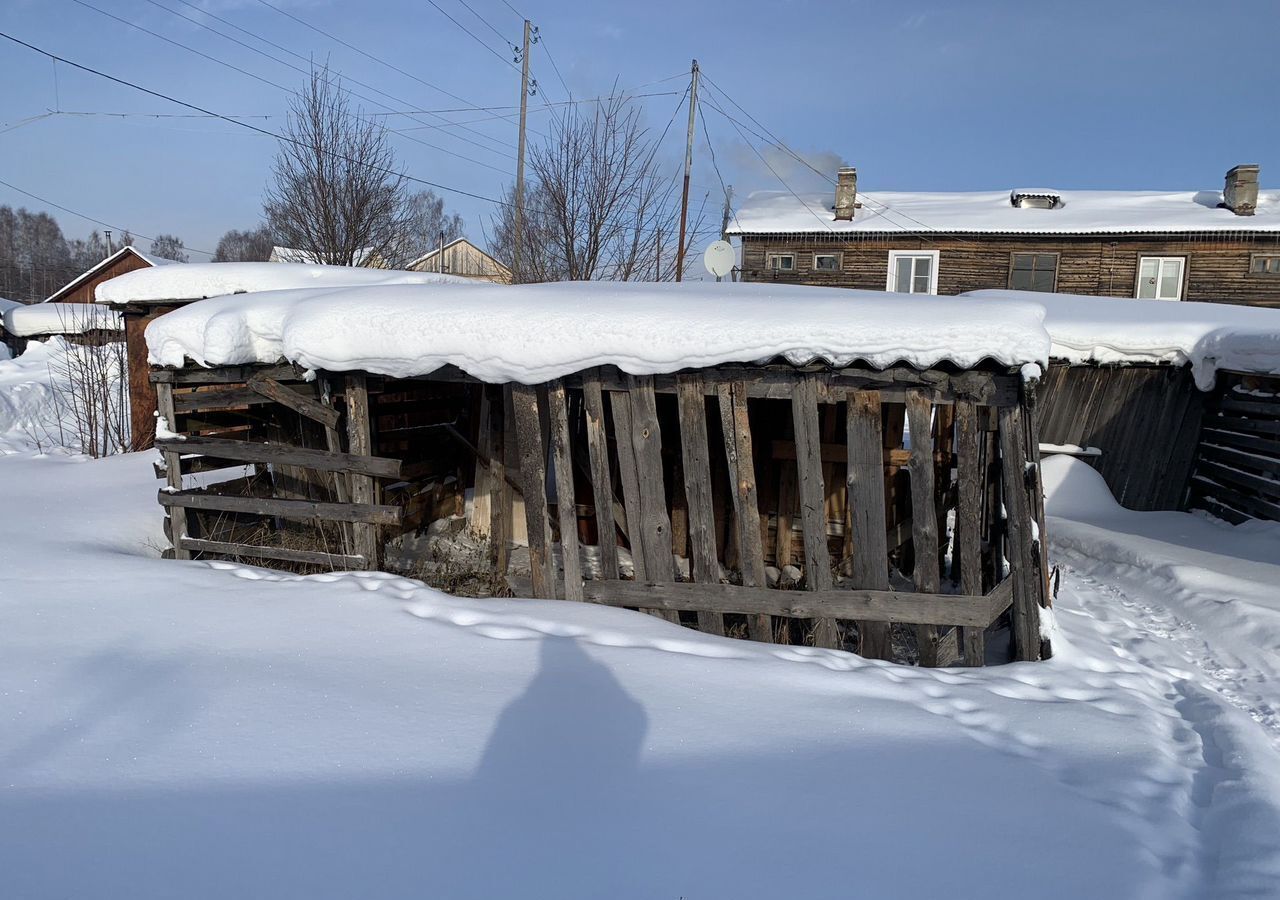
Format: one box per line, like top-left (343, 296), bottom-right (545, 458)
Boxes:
top-left (123, 272), bottom-right (1053, 667)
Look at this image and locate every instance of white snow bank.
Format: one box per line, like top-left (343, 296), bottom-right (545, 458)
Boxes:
top-left (3, 302), bottom-right (122, 337)
top-left (96, 261), bottom-right (475, 304)
top-left (0, 337), bottom-right (127, 454)
top-left (0, 296), bottom-right (23, 314)
top-left (965, 289), bottom-right (1280, 389)
top-left (145, 281), bottom-right (1051, 383)
top-left (728, 188), bottom-right (1280, 235)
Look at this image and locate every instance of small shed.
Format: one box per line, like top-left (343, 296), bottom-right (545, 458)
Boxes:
top-left (132, 277), bottom-right (1053, 667)
top-left (406, 238), bottom-right (512, 284)
top-left (964, 290), bottom-right (1280, 520)
top-left (46, 246), bottom-right (174, 305)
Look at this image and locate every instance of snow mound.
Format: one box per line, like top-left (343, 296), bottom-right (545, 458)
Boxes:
top-left (1042, 455), bottom-right (1122, 520)
top-left (4, 303), bottom-right (123, 337)
top-left (966, 290), bottom-right (1280, 388)
top-left (143, 281), bottom-right (1051, 383)
top-left (96, 261), bottom-right (475, 304)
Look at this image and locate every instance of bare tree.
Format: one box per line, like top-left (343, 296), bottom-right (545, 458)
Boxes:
top-left (213, 226), bottom-right (274, 262)
top-left (264, 67), bottom-right (411, 267)
top-left (403, 190), bottom-right (465, 260)
top-left (150, 233), bottom-right (189, 262)
top-left (490, 94), bottom-right (711, 283)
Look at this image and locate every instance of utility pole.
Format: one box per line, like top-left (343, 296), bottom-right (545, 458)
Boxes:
top-left (674, 58), bottom-right (699, 282)
top-left (512, 19), bottom-right (532, 285)
top-left (716, 189), bottom-right (737, 285)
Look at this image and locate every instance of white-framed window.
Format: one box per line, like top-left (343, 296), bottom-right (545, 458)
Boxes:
top-left (1249, 254), bottom-right (1280, 276)
top-left (886, 250), bottom-right (939, 294)
top-left (813, 252), bottom-right (841, 272)
top-left (767, 253), bottom-right (796, 273)
top-left (1136, 256), bottom-right (1185, 301)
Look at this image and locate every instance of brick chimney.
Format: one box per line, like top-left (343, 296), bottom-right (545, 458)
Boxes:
top-left (834, 167), bottom-right (858, 220)
top-left (1223, 164), bottom-right (1260, 216)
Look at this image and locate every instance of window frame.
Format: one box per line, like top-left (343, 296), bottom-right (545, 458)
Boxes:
top-left (813, 252), bottom-right (842, 273)
top-left (885, 249), bottom-right (940, 294)
top-left (1135, 255), bottom-right (1187, 301)
top-left (1248, 253), bottom-right (1280, 277)
top-left (766, 252), bottom-right (796, 273)
top-left (1007, 251), bottom-right (1060, 293)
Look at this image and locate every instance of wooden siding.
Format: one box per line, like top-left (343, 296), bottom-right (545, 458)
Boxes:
top-left (740, 233), bottom-right (1280, 308)
top-left (55, 252), bottom-right (154, 304)
top-left (1037, 363), bottom-right (1205, 511)
top-left (1187, 372), bottom-right (1280, 522)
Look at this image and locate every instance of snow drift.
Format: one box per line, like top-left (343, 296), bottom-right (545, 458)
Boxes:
top-left (4, 302), bottom-right (123, 337)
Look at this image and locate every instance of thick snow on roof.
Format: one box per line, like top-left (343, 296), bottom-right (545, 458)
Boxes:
top-left (145, 281), bottom-right (1050, 382)
top-left (4, 302), bottom-right (123, 337)
top-left (97, 261), bottom-right (474, 304)
top-left (728, 188), bottom-right (1280, 235)
top-left (965, 289), bottom-right (1280, 388)
top-left (0, 297), bottom-right (23, 315)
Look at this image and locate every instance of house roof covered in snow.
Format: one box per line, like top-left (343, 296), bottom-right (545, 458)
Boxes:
top-left (45, 245), bottom-right (176, 304)
top-left (269, 246), bottom-right (376, 266)
top-left (96, 262), bottom-right (475, 305)
top-left (964, 289), bottom-right (1280, 388)
top-left (5, 303), bottom-right (122, 337)
top-left (726, 188), bottom-right (1280, 236)
top-left (144, 281), bottom-right (1051, 384)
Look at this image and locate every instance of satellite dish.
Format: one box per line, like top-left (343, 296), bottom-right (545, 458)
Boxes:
top-left (703, 240), bottom-right (735, 278)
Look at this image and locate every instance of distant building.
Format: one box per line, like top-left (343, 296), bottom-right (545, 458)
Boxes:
top-left (407, 238), bottom-right (512, 284)
top-left (728, 164), bottom-right (1280, 308)
top-left (45, 245), bottom-right (174, 305)
top-left (269, 246), bottom-right (378, 267)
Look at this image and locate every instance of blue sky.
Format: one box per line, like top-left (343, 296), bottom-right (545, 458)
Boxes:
top-left (1, 0), bottom-right (1277, 259)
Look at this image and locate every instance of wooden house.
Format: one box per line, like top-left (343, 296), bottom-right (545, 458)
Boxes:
top-left (407, 238), bottom-right (512, 284)
top-left (125, 275), bottom-right (1054, 667)
top-left (45, 245), bottom-right (173, 305)
top-left (729, 165), bottom-right (1280, 308)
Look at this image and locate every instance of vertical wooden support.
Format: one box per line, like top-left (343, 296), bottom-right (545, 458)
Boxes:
top-left (906, 390), bottom-right (942, 666)
top-left (955, 399), bottom-right (985, 666)
top-left (492, 385), bottom-right (515, 575)
top-left (609, 388), bottom-right (647, 582)
top-left (512, 382), bottom-right (554, 599)
top-left (320, 375), bottom-right (353, 556)
top-left (1022, 384), bottom-right (1053, 661)
top-left (999, 402), bottom-right (1044, 661)
top-left (628, 376), bottom-right (677, 622)
top-left (154, 378), bottom-right (190, 560)
top-left (547, 380), bottom-right (583, 601)
top-left (345, 373), bottom-right (379, 570)
top-left (717, 381), bottom-right (771, 642)
top-left (582, 374), bottom-right (620, 581)
top-left (676, 374), bottom-right (725, 636)
top-left (470, 386), bottom-right (494, 538)
top-left (846, 390), bottom-right (891, 660)
top-left (791, 375), bottom-right (838, 649)
top-left (775, 464), bottom-right (797, 568)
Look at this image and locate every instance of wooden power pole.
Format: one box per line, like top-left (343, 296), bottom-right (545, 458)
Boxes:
top-left (512, 19), bottom-right (532, 285)
top-left (674, 59), bottom-right (699, 282)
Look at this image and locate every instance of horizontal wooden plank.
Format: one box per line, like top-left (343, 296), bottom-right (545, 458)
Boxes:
top-left (158, 489), bottom-right (403, 525)
top-left (1189, 476), bottom-right (1280, 521)
top-left (770, 439), bottom-right (948, 468)
top-left (179, 537), bottom-right (365, 569)
top-left (577, 578), bottom-right (1013, 628)
top-left (156, 435), bottom-right (402, 479)
top-left (157, 363), bottom-right (302, 385)
top-left (1204, 415), bottom-right (1280, 437)
top-left (1198, 441), bottom-right (1280, 477)
top-left (1200, 427), bottom-right (1280, 457)
top-left (1194, 459), bottom-right (1280, 501)
top-left (1210, 396), bottom-right (1280, 418)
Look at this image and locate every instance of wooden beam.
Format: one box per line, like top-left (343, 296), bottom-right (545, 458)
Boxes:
top-left (158, 489), bottom-right (402, 525)
top-left (999, 403), bottom-right (1043, 661)
top-left (628, 376), bottom-right (677, 623)
top-left (548, 380), bottom-right (583, 601)
top-left (164, 363), bottom-right (301, 385)
top-left (179, 537), bottom-right (364, 569)
top-left (676, 374), bottom-right (725, 636)
top-left (954, 400), bottom-right (985, 666)
top-left (247, 375), bottom-right (340, 429)
top-left (846, 390), bottom-right (891, 660)
top-left (609, 388), bottom-right (647, 582)
top-left (580, 578), bottom-right (1011, 628)
top-left (154, 380), bottom-right (190, 560)
top-left (906, 389), bottom-right (942, 666)
top-left (155, 435), bottom-right (402, 479)
top-left (512, 382), bottom-right (553, 599)
top-left (792, 374), bottom-right (838, 648)
top-left (717, 380), bottom-right (771, 642)
top-left (582, 374), bottom-right (620, 581)
top-left (345, 373), bottom-right (380, 569)
top-left (470, 386), bottom-right (494, 538)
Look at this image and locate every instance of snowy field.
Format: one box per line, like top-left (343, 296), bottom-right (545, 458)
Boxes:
top-left (2, 349), bottom-right (1280, 897)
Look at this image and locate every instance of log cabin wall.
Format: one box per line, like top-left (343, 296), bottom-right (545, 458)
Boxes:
top-left (1037, 363), bottom-right (1206, 511)
top-left (739, 232), bottom-right (1280, 307)
top-left (1187, 371), bottom-right (1280, 522)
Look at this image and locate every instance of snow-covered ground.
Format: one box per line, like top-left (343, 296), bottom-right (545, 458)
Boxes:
top-left (1, 341), bottom-right (1278, 898)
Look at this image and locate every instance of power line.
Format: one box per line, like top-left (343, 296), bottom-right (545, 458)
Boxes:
top-left (423, 0), bottom-right (521, 71)
top-left (157, 0), bottom-right (516, 157)
top-left (0, 176), bottom-right (216, 258)
top-left (0, 31), bottom-right (508, 208)
top-left (695, 101), bottom-right (742, 234)
top-left (454, 0), bottom-right (518, 48)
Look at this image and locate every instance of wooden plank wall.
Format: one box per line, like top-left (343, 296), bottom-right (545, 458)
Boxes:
top-left (1037, 363), bottom-right (1205, 511)
top-left (1187, 371), bottom-right (1280, 522)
